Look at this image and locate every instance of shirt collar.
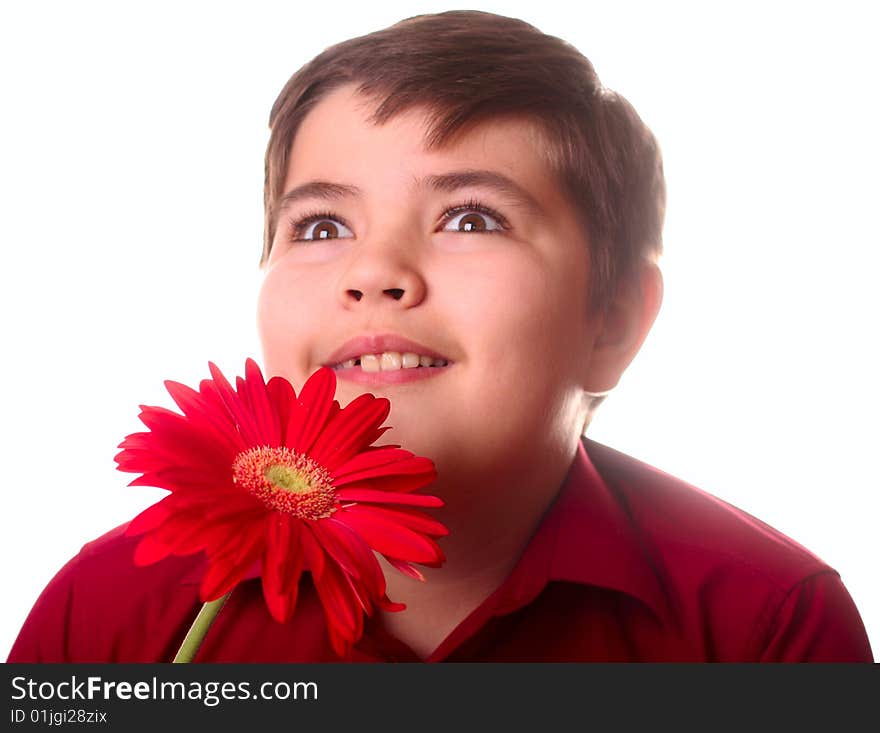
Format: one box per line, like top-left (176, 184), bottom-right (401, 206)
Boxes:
top-left (489, 437), bottom-right (671, 623)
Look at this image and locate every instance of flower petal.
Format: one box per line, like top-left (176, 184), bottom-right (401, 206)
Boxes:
top-left (154, 503), bottom-right (267, 557)
top-left (334, 488), bottom-right (443, 507)
top-left (299, 521), bottom-right (326, 579)
top-left (309, 393), bottom-right (390, 471)
top-left (207, 361), bottom-right (262, 445)
top-left (126, 497), bottom-right (174, 536)
top-left (287, 367), bottom-right (337, 454)
top-left (382, 555), bottom-right (426, 582)
top-left (115, 420), bottom-right (233, 480)
top-left (132, 406), bottom-right (234, 462)
top-left (266, 376), bottom-right (296, 444)
top-left (312, 559), bottom-right (363, 658)
top-left (334, 508), bottom-right (445, 565)
top-left (262, 515), bottom-right (305, 623)
top-left (332, 449), bottom-right (432, 482)
top-left (335, 476), bottom-right (439, 496)
top-left (241, 358), bottom-right (281, 446)
top-left (332, 459), bottom-right (437, 494)
top-left (310, 518), bottom-right (385, 594)
top-left (163, 380), bottom-right (244, 455)
top-left (122, 465), bottom-right (234, 494)
top-left (340, 503), bottom-right (449, 537)
top-left (199, 527), bottom-right (264, 600)
top-left (132, 532), bottom-right (175, 565)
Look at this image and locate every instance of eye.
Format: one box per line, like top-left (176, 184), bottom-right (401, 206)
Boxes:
top-left (287, 212), bottom-right (354, 242)
top-left (440, 199), bottom-right (508, 234)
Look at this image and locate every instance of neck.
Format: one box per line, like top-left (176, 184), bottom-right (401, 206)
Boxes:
top-left (375, 443), bottom-right (578, 656)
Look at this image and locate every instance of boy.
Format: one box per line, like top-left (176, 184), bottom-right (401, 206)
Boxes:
top-left (8, 10), bottom-right (873, 662)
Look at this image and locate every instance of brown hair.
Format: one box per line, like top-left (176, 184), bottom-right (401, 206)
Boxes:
top-left (261, 10), bottom-right (666, 418)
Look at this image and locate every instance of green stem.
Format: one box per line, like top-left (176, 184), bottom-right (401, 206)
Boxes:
top-left (173, 592), bottom-right (232, 663)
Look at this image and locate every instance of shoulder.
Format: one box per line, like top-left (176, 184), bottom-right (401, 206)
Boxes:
top-left (581, 438), bottom-right (873, 661)
top-left (63, 522), bottom-right (204, 597)
top-left (67, 522), bottom-right (143, 575)
top-left (583, 438), bottom-right (827, 587)
top-left (8, 522), bottom-right (203, 662)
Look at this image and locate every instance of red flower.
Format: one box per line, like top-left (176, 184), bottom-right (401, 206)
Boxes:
top-left (115, 359), bottom-right (446, 657)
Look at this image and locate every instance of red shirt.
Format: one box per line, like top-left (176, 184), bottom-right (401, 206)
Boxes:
top-left (7, 438), bottom-right (874, 662)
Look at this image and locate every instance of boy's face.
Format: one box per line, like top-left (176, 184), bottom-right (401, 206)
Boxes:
top-left (258, 85), bottom-right (605, 483)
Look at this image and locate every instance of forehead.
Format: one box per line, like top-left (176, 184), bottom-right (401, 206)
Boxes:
top-left (282, 84), bottom-right (567, 209)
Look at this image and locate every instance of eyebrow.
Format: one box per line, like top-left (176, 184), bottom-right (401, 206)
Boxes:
top-left (277, 169), bottom-right (545, 216)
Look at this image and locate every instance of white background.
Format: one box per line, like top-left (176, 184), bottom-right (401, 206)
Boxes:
top-left (1, 0), bottom-right (877, 660)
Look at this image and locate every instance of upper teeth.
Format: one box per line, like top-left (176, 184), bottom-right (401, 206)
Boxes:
top-left (333, 352), bottom-right (449, 372)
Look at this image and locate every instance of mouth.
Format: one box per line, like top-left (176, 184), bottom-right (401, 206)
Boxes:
top-left (330, 353), bottom-right (450, 372)
top-left (322, 333), bottom-right (454, 384)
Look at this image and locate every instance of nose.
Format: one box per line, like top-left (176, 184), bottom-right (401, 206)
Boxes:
top-left (336, 234), bottom-right (427, 310)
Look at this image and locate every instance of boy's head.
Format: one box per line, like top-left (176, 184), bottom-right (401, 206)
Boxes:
top-left (256, 11), bottom-right (664, 486)
top-left (262, 11), bottom-right (664, 312)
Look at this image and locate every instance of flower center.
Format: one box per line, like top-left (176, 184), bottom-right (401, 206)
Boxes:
top-left (232, 446), bottom-right (336, 520)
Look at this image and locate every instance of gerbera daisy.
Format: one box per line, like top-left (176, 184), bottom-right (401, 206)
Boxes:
top-left (115, 358), bottom-right (446, 658)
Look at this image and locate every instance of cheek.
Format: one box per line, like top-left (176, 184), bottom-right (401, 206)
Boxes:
top-left (459, 256), bottom-right (584, 361)
top-left (256, 266), bottom-right (322, 381)
top-left (455, 254), bottom-right (592, 421)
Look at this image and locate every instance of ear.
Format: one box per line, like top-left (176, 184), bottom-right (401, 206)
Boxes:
top-left (582, 259), bottom-right (664, 395)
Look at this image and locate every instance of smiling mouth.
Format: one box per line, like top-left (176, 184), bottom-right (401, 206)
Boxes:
top-left (330, 351), bottom-right (451, 373)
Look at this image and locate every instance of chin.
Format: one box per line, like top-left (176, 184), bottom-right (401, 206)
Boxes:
top-left (381, 415), bottom-right (433, 455)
